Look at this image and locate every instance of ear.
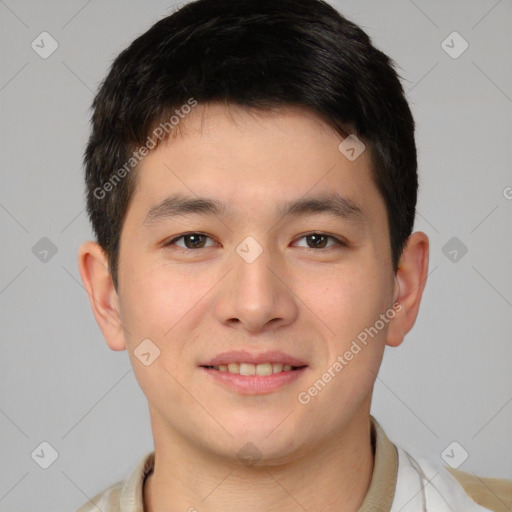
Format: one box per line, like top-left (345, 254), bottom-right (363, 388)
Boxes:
top-left (77, 240), bottom-right (126, 351)
top-left (386, 231), bottom-right (429, 348)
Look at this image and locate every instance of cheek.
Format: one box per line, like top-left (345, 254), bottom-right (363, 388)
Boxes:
top-left (295, 266), bottom-right (391, 421)
top-left (118, 261), bottom-right (188, 343)
top-left (119, 259), bottom-right (223, 364)
top-left (119, 265), bottom-right (200, 403)
top-left (295, 262), bottom-right (392, 347)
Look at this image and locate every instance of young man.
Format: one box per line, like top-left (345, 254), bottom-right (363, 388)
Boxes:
top-left (77, 0), bottom-right (511, 510)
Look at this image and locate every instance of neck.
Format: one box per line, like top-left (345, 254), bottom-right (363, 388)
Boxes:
top-left (144, 411), bottom-right (375, 512)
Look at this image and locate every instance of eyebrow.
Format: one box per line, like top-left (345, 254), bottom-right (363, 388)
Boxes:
top-left (143, 192), bottom-right (365, 226)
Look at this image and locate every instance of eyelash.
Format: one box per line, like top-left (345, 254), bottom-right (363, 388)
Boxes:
top-left (163, 232), bottom-right (347, 252)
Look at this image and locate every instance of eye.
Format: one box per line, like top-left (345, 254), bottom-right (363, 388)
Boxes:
top-left (293, 233), bottom-right (346, 250)
top-left (163, 232), bottom-right (346, 251)
top-left (165, 233), bottom-right (216, 250)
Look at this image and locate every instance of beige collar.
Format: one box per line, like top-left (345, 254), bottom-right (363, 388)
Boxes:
top-left (358, 415), bottom-right (398, 511)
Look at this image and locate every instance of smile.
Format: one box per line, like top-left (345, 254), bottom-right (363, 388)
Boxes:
top-left (203, 362), bottom-right (303, 375)
top-left (200, 364), bottom-right (308, 395)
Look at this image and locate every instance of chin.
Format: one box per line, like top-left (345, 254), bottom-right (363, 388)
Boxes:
top-left (227, 421), bottom-right (310, 464)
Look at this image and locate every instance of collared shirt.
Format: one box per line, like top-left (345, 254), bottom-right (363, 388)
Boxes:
top-left (77, 416), bottom-right (512, 512)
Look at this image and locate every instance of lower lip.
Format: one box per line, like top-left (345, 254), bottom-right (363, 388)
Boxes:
top-left (200, 367), bottom-right (308, 395)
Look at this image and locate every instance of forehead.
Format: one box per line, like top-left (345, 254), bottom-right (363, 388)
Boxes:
top-left (127, 103), bottom-right (383, 223)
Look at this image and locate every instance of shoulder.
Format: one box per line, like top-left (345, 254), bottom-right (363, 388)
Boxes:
top-left (75, 451), bottom-right (155, 512)
top-left (76, 480), bottom-right (124, 512)
top-left (446, 467), bottom-right (512, 512)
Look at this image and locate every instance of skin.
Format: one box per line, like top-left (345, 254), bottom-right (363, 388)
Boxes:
top-left (78, 103), bottom-right (429, 512)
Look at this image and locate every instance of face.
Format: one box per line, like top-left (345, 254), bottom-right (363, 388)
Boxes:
top-left (107, 104), bottom-right (400, 461)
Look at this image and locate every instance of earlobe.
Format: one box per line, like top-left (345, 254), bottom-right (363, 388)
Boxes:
top-left (386, 232), bottom-right (429, 348)
top-left (77, 241), bottom-right (127, 351)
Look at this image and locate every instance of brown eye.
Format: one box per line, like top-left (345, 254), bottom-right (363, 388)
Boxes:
top-left (294, 233), bottom-right (344, 250)
top-left (306, 234), bottom-right (329, 249)
top-left (166, 233), bottom-right (215, 249)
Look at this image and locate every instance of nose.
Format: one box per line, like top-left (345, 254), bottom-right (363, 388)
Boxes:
top-left (213, 241), bottom-right (299, 334)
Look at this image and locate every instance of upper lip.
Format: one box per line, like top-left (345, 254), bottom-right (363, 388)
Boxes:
top-left (201, 350), bottom-right (308, 367)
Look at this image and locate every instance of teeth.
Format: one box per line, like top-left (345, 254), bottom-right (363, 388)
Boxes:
top-left (227, 363), bottom-right (239, 373)
top-left (272, 363), bottom-right (283, 373)
top-left (240, 363), bottom-right (255, 376)
top-left (255, 363), bottom-right (273, 376)
top-left (213, 363), bottom-right (297, 375)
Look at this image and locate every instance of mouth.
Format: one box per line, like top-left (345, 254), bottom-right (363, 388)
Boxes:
top-left (199, 351), bottom-right (309, 394)
top-left (201, 362), bottom-right (307, 375)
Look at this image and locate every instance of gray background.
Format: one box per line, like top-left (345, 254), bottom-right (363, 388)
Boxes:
top-left (1, 0), bottom-right (511, 510)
